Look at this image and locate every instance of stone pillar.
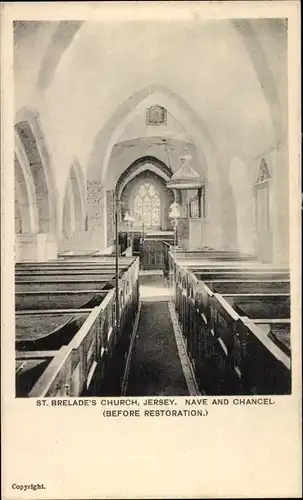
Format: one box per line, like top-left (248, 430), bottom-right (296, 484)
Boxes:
top-left (86, 180), bottom-right (106, 249)
top-left (205, 178), bottom-right (223, 249)
top-left (15, 232), bottom-right (57, 262)
top-left (271, 144), bottom-right (289, 266)
top-left (177, 218), bottom-right (206, 250)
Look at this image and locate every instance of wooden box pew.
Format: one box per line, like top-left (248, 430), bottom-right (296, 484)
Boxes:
top-left (176, 279), bottom-right (235, 395)
top-left (181, 262), bottom-right (287, 271)
top-left (194, 292), bottom-right (291, 395)
top-left (180, 278), bottom-right (217, 389)
top-left (26, 284), bottom-right (138, 397)
top-left (173, 272), bottom-right (291, 395)
top-left (174, 250), bottom-right (257, 260)
top-left (193, 270), bottom-right (290, 281)
top-left (57, 250), bottom-right (103, 258)
top-left (15, 272), bottom-right (119, 281)
top-left (177, 265), bottom-right (289, 300)
top-left (16, 348), bottom-right (68, 398)
top-left (15, 289), bottom-right (109, 311)
top-left (222, 293), bottom-right (290, 320)
top-left (204, 279), bottom-right (290, 295)
top-left (15, 266), bottom-right (124, 274)
top-left (91, 258), bottom-right (139, 394)
top-left (16, 310), bottom-right (92, 352)
top-left (249, 319), bottom-right (291, 357)
top-left (15, 257), bottom-right (136, 268)
top-left (211, 296), bottom-right (291, 395)
top-left (170, 254), bottom-right (261, 281)
top-left (25, 304), bottom-right (108, 397)
top-left (221, 293), bottom-right (291, 358)
top-left (25, 309), bottom-right (105, 397)
top-left (15, 278), bottom-right (116, 293)
top-left (177, 265), bottom-right (289, 290)
top-left (16, 259), bottom-right (140, 397)
top-left (236, 317), bottom-right (291, 394)
top-left (15, 263), bottom-right (132, 273)
top-left (175, 256), bottom-right (284, 267)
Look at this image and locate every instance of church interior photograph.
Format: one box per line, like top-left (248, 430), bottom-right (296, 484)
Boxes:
top-left (13, 18), bottom-right (291, 398)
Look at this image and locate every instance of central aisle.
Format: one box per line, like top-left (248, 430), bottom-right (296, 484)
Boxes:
top-left (125, 273), bottom-right (190, 396)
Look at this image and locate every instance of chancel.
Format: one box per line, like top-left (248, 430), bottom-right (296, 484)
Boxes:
top-left (13, 18), bottom-right (291, 398)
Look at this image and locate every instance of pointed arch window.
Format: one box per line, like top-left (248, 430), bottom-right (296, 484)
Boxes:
top-left (133, 183), bottom-right (161, 228)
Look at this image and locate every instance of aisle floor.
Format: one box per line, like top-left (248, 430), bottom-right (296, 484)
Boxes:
top-left (125, 274), bottom-right (190, 396)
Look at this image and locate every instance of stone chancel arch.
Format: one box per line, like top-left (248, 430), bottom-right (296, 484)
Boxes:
top-left (116, 156), bottom-right (173, 200)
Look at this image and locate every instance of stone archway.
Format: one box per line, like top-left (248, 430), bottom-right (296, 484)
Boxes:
top-left (15, 107), bottom-right (57, 235)
top-left (116, 156), bottom-right (174, 199)
top-left (86, 86), bottom-right (219, 249)
top-left (102, 157), bottom-right (176, 247)
top-left (229, 157), bottom-right (255, 255)
top-left (14, 129), bottom-right (39, 235)
top-left (14, 109), bottom-right (57, 260)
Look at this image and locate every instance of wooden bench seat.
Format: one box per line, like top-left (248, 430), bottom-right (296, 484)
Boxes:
top-left (222, 293), bottom-right (290, 319)
top-left (15, 266), bottom-right (128, 274)
top-left (194, 271), bottom-right (290, 281)
top-left (250, 318), bottom-right (291, 356)
top-left (183, 262), bottom-right (288, 270)
top-left (16, 351), bottom-right (56, 398)
top-left (16, 257), bottom-right (135, 267)
top-left (16, 311), bottom-right (90, 350)
top-left (15, 290), bottom-right (108, 311)
top-left (205, 280), bottom-right (290, 294)
top-left (175, 250), bottom-right (257, 260)
top-left (15, 273), bottom-right (117, 281)
top-left (15, 279), bottom-right (115, 293)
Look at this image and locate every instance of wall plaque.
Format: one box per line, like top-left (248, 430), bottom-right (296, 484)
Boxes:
top-left (146, 105), bottom-right (167, 125)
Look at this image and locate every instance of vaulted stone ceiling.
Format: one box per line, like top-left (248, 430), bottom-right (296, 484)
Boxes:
top-left (14, 18), bottom-right (287, 198)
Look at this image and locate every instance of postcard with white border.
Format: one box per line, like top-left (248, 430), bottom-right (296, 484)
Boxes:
top-left (1, 1), bottom-right (301, 499)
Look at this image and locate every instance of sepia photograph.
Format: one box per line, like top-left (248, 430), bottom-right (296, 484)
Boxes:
top-left (1, 2), bottom-right (301, 499)
top-left (13, 16), bottom-right (291, 398)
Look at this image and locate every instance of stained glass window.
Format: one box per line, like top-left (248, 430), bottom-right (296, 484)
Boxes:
top-left (134, 183), bottom-right (160, 228)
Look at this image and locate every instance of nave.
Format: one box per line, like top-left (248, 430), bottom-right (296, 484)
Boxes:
top-left (12, 18), bottom-right (293, 398)
top-left (15, 247), bottom-right (291, 398)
